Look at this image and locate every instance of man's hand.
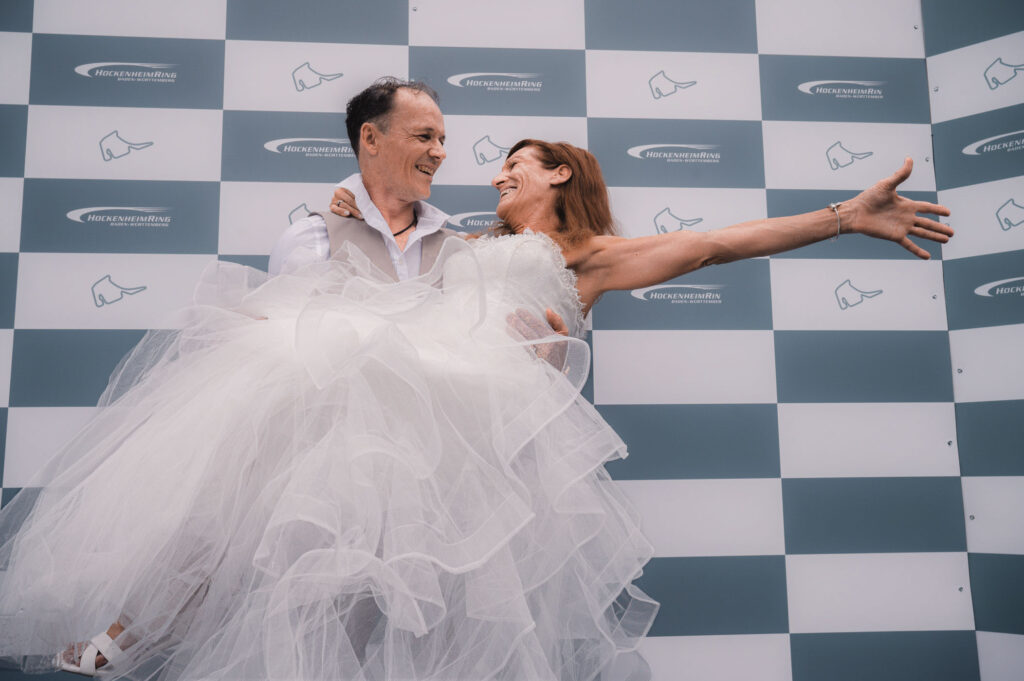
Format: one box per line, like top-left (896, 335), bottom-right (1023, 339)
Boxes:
top-left (330, 187), bottom-right (362, 220)
top-left (506, 307), bottom-right (569, 370)
top-left (848, 157), bottom-right (954, 259)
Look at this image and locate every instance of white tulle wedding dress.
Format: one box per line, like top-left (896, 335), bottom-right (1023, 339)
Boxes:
top-left (0, 233), bottom-right (657, 681)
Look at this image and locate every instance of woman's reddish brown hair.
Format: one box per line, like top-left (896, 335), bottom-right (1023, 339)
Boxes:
top-left (491, 139), bottom-right (616, 245)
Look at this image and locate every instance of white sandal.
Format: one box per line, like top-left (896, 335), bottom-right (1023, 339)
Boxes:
top-left (57, 632), bottom-right (125, 676)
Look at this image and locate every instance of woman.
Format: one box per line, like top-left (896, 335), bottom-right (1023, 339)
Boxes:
top-left (332, 138), bottom-right (950, 313)
top-left (0, 140), bottom-right (951, 681)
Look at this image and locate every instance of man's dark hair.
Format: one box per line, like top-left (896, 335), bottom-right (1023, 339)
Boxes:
top-left (345, 77), bottom-right (440, 157)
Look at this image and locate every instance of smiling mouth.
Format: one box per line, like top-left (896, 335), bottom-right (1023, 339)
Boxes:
top-left (499, 187), bottom-right (517, 198)
top-left (416, 164), bottom-right (436, 177)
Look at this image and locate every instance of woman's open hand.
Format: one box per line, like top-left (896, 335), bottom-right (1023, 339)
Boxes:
top-left (848, 157), bottom-right (954, 259)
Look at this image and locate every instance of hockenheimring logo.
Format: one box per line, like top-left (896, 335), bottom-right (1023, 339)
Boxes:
top-left (962, 129), bottom-right (1024, 156)
top-left (630, 284), bottom-right (724, 304)
top-left (263, 138), bottom-right (354, 159)
top-left (446, 72), bottom-right (543, 92)
top-left (74, 62), bottom-right (177, 83)
top-left (974, 276), bottom-right (1024, 297)
top-left (627, 144), bottom-right (721, 163)
top-left (797, 80), bottom-right (884, 99)
top-left (67, 207), bottom-right (172, 228)
top-left (448, 212), bottom-right (499, 230)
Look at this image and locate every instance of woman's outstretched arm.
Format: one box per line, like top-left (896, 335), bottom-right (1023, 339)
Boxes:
top-left (579, 157), bottom-right (953, 297)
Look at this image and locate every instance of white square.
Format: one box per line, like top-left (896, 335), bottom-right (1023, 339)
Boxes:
top-left (224, 40), bottom-right (408, 113)
top-left (763, 121), bottom-right (934, 191)
top-left (770, 259), bottom-right (947, 331)
top-left (409, 0), bottom-right (585, 49)
top-left (962, 476), bottom-right (1024, 555)
top-left (0, 329), bottom-right (11, 409)
top-left (3, 406), bottom-right (97, 487)
top-left (756, 0), bottom-right (924, 58)
top-left (617, 478), bottom-right (785, 557)
top-left (778, 403), bottom-right (960, 478)
top-left (641, 635), bottom-right (793, 681)
top-left (939, 175), bottom-right (1024, 260)
top-left (33, 0), bottom-right (227, 39)
top-left (977, 631), bottom-right (1024, 681)
top-left (593, 330), bottom-right (777, 404)
top-left (928, 31), bottom-right (1024, 124)
top-left (0, 178), bottom-right (23, 252)
top-left (950, 323), bottom-right (1024, 403)
top-left (219, 180), bottom-right (340, 255)
top-left (15, 253), bottom-right (217, 330)
top-left (608, 187), bottom-right (767, 239)
top-left (25, 105), bottom-right (222, 182)
top-left (786, 552), bottom-right (975, 633)
top-left (0, 32), bottom-right (31, 105)
top-left (432, 115), bottom-right (588, 187)
top-left (586, 50), bottom-right (761, 121)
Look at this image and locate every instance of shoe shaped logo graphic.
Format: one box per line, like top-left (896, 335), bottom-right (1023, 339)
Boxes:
top-left (92, 274), bottom-right (147, 307)
top-left (996, 198), bottom-right (1024, 230)
top-left (653, 207), bottom-right (703, 233)
top-left (292, 62), bottom-right (342, 91)
top-left (473, 135), bottom-right (510, 165)
top-left (288, 203), bottom-right (312, 224)
top-left (99, 130), bottom-right (153, 161)
top-left (835, 279), bottom-right (882, 309)
top-left (984, 58), bottom-right (1024, 90)
top-left (826, 141), bottom-right (873, 170)
top-left (648, 70), bottom-right (696, 99)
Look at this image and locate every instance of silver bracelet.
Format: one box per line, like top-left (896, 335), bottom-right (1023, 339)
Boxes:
top-left (827, 202), bottom-right (842, 241)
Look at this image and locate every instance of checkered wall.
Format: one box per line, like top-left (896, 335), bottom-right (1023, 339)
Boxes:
top-left (923, 1), bottom-right (1024, 679)
top-left (0, 1), bottom-right (1022, 679)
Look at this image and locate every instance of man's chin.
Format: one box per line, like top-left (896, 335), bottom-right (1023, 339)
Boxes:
top-left (415, 177), bottom-right (433, 199)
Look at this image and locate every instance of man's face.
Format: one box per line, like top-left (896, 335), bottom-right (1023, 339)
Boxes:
top-left (368, 89), bottom-right (446, 202)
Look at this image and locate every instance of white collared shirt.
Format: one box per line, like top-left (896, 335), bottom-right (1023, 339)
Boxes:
top-left (268, 173), bottom-right (451, 280)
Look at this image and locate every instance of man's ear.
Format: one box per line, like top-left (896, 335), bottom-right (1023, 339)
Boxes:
top-left (360, 122), bottom-right (381, 156)
top-left (550, 164), bottom-right (572, 186)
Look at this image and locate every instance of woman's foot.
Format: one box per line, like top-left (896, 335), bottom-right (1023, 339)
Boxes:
top-left (58, 622), bottom-right (126, 675)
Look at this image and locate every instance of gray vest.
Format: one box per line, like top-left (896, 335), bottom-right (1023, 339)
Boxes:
top-left (313, 211), bottom-right (459, 282)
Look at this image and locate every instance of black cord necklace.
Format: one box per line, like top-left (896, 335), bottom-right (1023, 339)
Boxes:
top-left (392, 214), bottom-right (418, 238)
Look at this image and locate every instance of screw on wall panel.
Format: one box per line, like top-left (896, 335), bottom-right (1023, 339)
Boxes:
top-left (958, 586), bottom-right (964, 592)
top-left (957, 368), bottom-right (963, 373)
top-left (933, 86), bottom-right (939, 92)
top-left (925, 157), bottom-right (931, 162)
top-left (969, 515), bottom-right (975, 520)
top-left (914, 25), bottom-right (919, 29)
top-left (947, 440), bottom-right (953, 446)
top-left (932, 294), bottom-right (938, 300)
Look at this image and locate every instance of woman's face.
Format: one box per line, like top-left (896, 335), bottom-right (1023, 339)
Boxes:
top-left (491, 146), bottom-right (562, 224)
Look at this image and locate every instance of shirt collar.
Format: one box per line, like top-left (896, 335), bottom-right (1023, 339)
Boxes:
top-left (338, 173), bottom-right (450, 246)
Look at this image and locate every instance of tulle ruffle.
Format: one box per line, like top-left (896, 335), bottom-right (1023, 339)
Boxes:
top-left (0, 236), bottom-right (657, 681)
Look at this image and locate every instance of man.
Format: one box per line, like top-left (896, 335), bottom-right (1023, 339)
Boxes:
top-left (269, 77), bottom-right (567, 351)
top-left (269, 78), bottom-right (452, 281)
